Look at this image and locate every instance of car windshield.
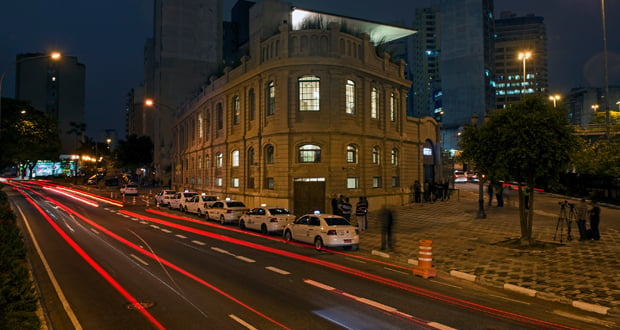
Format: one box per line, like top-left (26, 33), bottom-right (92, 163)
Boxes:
top-left (184, 192), bottom-right (198, 197)
top-left (324, 217), bottom-right (350, 226)
top-left (201, 196), bottom-right (217, 201)
top-left (226, 201), bottom-right (246, 207)
top-left (269, 208), bottom-right (289, 215)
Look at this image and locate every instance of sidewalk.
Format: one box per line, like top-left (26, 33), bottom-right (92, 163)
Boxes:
top-left (357, 188), bottom-right (620, 317)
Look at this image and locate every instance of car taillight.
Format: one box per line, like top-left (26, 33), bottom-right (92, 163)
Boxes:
top-left (269, 218), bottom-right (278, 222)
top-left (327, 230), bottom-right (337, 235)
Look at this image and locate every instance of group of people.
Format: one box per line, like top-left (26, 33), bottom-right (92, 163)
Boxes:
top-left (412, 180), bottom-right (451, 203)
top-left (575, 198), bottom-right (602, 241)
top-left (330, 194), bottom-right (369, 231)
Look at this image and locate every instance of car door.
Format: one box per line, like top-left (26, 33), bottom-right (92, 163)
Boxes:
top-left (253, 207), bottom-right (267, 229)
top-left (291, 216), bottom-right (310, 243)
top-left (307, 216), bottom-right (321, 241)
top-left (209, 201), bottom-right (223, 219)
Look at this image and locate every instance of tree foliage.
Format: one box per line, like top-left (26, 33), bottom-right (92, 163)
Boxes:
top-left (458, 95), bottom-right (578, 245)
top-left (0, 99), bottom-right (61, 174)
top-left (571, 138), bottom-right (620, 177)
top-left (114, 134), bottom-right (153, 169)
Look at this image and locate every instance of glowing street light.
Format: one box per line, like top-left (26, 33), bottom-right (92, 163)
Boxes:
top-left (592, 104), bottom-right (600, 112)
top-left (549, 94), bottom-right (561, 108)
top-left (518, 51), bottom-right (532, 95)
top-left (0, 52), bottom-right (62, 131)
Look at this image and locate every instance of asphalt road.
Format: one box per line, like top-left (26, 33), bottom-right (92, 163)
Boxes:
top-left (6, 180), bottom-right (600, 329)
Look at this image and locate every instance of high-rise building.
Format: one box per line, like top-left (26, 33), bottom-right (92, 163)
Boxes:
top-left (439, 0), bottom-right (495, 150)
top-left (15, 53), bottom-right (85, 154)
top-left (147, 0), bottom-right (223, 185)
top-left (411, 7), bottom-right (441, 119)
top-left (494, 12), bottom-right (548, 109)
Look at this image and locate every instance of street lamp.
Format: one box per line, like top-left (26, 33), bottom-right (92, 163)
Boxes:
top-left (0, 52), bottom-right (62, 131)
top-left (592, 104), bottom-right (599, 112)
top-left (471, 114), bottom-right (486, 219)
top-left (518, 51), bottom-right (532, 96)
top-left (549, 94), bottom-right (561, 108)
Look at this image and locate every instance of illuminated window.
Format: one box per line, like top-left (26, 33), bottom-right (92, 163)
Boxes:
top-left (216, 177), bottom-right (223, 187)
top-left (391, 148), bottom-right (399, 165)
top-left (216, 152), bottom-right (223, 167)
top-left (232, 177), bottom-right (239, 187)
top-left (346, 144), bottom-right (357, 163)
top-left (390, 92), bottom-right (397, 122)
top-left (371, 87), bottom-right (378, 119)
top-left (298, 144), bottom-right (321, 163)
top-left (373, 176), bottom-right (382, 188)
top-left (347, 177), bottom-right (359, 189)
top-left (198, 114), bottom-right (203, 139)
top-left (345, 80), bottom-right (355, 114)
top-left (267, 81), bottom-right (275, 116)
top-left (231, 149), bottom-right (239, 167)
top-left (372, 146), bottom-right (380, 164)
top-left (265, 177), bottom-right (275, 189)
top-left (299, 75), bottom-right (320, 111)
top-left (233, 96), bottom-right (240, 125)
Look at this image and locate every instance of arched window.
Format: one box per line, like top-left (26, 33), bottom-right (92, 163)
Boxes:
top-left (233, 96), bottom-right (240, 125)
top-left (231, 149), bottom-right (239, 167)
top-left (247, 147), bottom-right (255, 166)
top-left (345, 80), bottom-right (355, 114)
top-left (391, 148), bottom-right (399, 165)
top-left (265, 145), bottom-right (275, 164)
top-left (346, 144), bottom-right (357, 163)
top-left (298, 144), bottom-right (321, 163)
top-left (371, 87), bottom-right (379, 119)
top-left (372, 146), bottom-right (380, 164)
top-left (267, 81), bottom-right (275, 116)
top-left (216, 152), bottom-right (223, 168)
top-left (299, 75), bottom-right (320, 111)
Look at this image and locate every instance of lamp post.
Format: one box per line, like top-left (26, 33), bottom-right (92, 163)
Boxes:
top-left (518, 51), bottom-right (532, 96)
top-left (471, 114), bottom-right (486, 219)
top-left (0, 52), bottom-right (61, 131)
top-left (549, 94), bottom-right (561, 108)
top-left (601, 0), bottom-right (610, 140)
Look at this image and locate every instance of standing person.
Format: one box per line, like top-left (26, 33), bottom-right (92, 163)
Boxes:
top-left (379, 205), bottom-right (395, 250)
top-left (423, 180), bottom-right (430, 202)
top-left (339, 197), bottom-right (352, 222)
top-left (487, 183), bottom-right (494, 207)
top-left (355, 196), bottom-right (369, 231)
top-left (331, 194), bottom-right (339, 215)
top-left (442, 180), bottom-right (450, 201)
top-left (494, 181), bottom-right (504, 207)
top-left (576, 198), bottom-right (589, 241)
top-left (413, 180), bottom-right (422, 203)
top-left (589, 201), bottom-right (601, 240)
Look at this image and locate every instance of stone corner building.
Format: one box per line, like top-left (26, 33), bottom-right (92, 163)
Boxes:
top-left (173, 1), bottom-right (439, 215)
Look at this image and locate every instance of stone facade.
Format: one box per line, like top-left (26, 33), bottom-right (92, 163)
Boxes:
top-left (173, 21), bottom-right (438, 215)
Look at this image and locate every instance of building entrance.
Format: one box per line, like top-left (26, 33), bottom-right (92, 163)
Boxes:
top-left (293, 178), bottom-right (326, 215)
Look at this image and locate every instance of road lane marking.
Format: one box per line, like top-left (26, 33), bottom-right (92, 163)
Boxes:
top-left (383, 267), bottom-right (409, 275)
top-left (236, 256), bottom-right (256, 263)
top-left (175, 234), bottom-right (187, 239)
top-left (229, 314), bottom-right (257, 330)
top-left (130, 254), bottom-right (150, 266)
top-left (211, 247), bottom-right (234, 256)
top-left (192, 240), bottom-right (206, 246)
top-left (90, 228), bottom-right (99, 235)
top-left (150, 225), bottom-right (160, 229)
top-left (488, 294), bottom-right (530, 305)
top-left (16, 206), bottom-right (83, 330)
top-left (266, 266), bottom-right (290, 275)
top-left (161, 229), bottom-right (172, 234)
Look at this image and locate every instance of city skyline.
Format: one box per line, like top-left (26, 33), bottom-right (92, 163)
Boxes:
top-left (1, 0), bottom-right (618, 139)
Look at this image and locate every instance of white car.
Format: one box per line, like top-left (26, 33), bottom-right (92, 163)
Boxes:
top-left (206, 200), bottom-right (248, 224)
top-left (155, 190), bottom-right (177, 206)
top-left (177, 191), bottom-right (199, 211)
top-left (167, 193), bottom-right (183, 210)
top-left (239, 206), bottom-right (295, 235)
top-left (283, 212), bottom-right (359, 250)
top-left (120, 184), bottom-right (138, 196)
top-left (184, 194), bottom-right (219, 216)
top-left (454, 171), bottom-right (468, 183)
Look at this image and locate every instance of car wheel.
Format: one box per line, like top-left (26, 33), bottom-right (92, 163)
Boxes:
top-left (284, 230), bottom-right (292, 242)
top-left (260, 224), bottom-right (268, 235)
top-left (220, 215), bottom-right (226, 225)
top-left (239, 219), bottom-right (246, 230)
top-left (314, 237), bottom-right (324, 251)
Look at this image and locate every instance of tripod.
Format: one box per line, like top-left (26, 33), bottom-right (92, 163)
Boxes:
top-left (554, 201), bottom-right (575, 243)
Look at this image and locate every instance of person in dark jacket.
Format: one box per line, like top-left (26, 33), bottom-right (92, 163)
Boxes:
top-left (589, 201), bottom-right (601, 240)
top-left (355, 196), bottom-right (369, 231)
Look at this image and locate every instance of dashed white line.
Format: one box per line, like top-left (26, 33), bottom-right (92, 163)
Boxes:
top-left (229, 314), bottom-right (257, 330)
top-left (211, 247), bottom-right (234, 255)
top-left (192, 240), bottom-right (206, 246)
top-left (175, 234), bottom-right (187, 239)
top-left (266, 266), bottom-right (291, 275)
top-left (150, 225), bottom-right (160, 229)
top-left (236, 256), bottom-right (256, 263)
top-left (139, 221), bottom-right (148, 225)
top-left (161, 229), bottom-right (172, 233)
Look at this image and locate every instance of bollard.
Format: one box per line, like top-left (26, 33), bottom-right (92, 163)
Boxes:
top-left (413, 239), bottom-right (436, 279)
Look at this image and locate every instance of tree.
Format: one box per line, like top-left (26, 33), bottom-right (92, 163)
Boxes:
top-left (459, 95), bottom-right (578, 245)
top-left (0, 99), bottom-right (61, 176)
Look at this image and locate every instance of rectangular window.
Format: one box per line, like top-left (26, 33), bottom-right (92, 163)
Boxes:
top-left (247, 177), bottom-right (255, 189)
top-left (390, 93), bottom-right (396, 122)
top-left (216, 103), bottom-right (223, 129)
top-left (267, 82), bottom-right (275, 116)
top-left (373, 176), bottom-right (382, 188)
top-left (392, 176), bottom-right (400, 187)
top-left (371, 88), bottom-right (378, 119)
top-left (233, 96), bottom-right (240, 125)
top-left (299, 75), bottom-right (320, 111)
top-left (346, 177), bottom-right (358, 189)
top-left (216, 177), bottom-right (223, 187)
top-left (345, 80), bottom-right (355, 114)
top-left (232, 177), bottom-right (239, 187)
top-left (265, 177), bottom-right (275, 190)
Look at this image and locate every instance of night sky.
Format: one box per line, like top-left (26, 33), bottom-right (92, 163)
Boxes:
top-left (1, 0), bottom-right (618, 138)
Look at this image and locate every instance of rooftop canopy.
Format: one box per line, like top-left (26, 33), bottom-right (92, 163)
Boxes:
top-left (291, 8), bottom-right (417, 44)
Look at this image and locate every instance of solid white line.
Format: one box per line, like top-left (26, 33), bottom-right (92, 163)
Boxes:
top-left (429, 280), bottom-right (462, 289)
top-left (130, 254), bottom-right (149, 266)
top-left (17, 206), bottom-right (83, 330)
top-left (344, 257), bottom-right (366, 264)
top-left (266, 266), bottom-right (290, 275)
top-left (229, 314), bottom-right (257, 330)
top-left (428, 321), bottom-right (457, 330)
top-left (488, 294), bottom-right (530, 305)
top-left (90, 228), bottom-right (99, 235)
top-left (175, 234), bottom-right (187, 239)
top-left (236, 256), bottom-right (256, 263)
top-left (383, 267), bottom-right (409, 275)
top-left (192, 240), bottom-right (206, 246)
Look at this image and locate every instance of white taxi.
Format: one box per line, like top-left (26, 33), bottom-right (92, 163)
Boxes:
top-left (184, 194), bottom-right (219, 216)
top-left (155, 190), bottom-right (177, 206)
top-left (283, 211), bottom-right (359, 250)
top-left (206, 199), bottom-right (248, 224)
top-left (239, 205), bottom-right (295, 235)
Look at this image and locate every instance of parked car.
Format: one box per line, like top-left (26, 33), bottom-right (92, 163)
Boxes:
top-left (466, 170), bottom-right (479, 182)
top-left (120, 184), bottom-right (139, 196)
top-left (178, 191), bottom-right (199, 211)
top-left (283, 211), bottom-right (359, 250)
top-left (184, 194), bottom-right (219, 216)
top-left (239, 206), bottom-right (295, 235)
top-left (454, 170), bottom-right (468, 183)
top-left (155, 190), bottom-right (177, 206)
top-left (206, 199), bottom-right (248, 224)
top-left (168, 193), bottom-right (183, 210)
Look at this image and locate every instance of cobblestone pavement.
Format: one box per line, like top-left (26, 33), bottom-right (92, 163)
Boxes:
top-left (353, 186), bottom-right (620, 317)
